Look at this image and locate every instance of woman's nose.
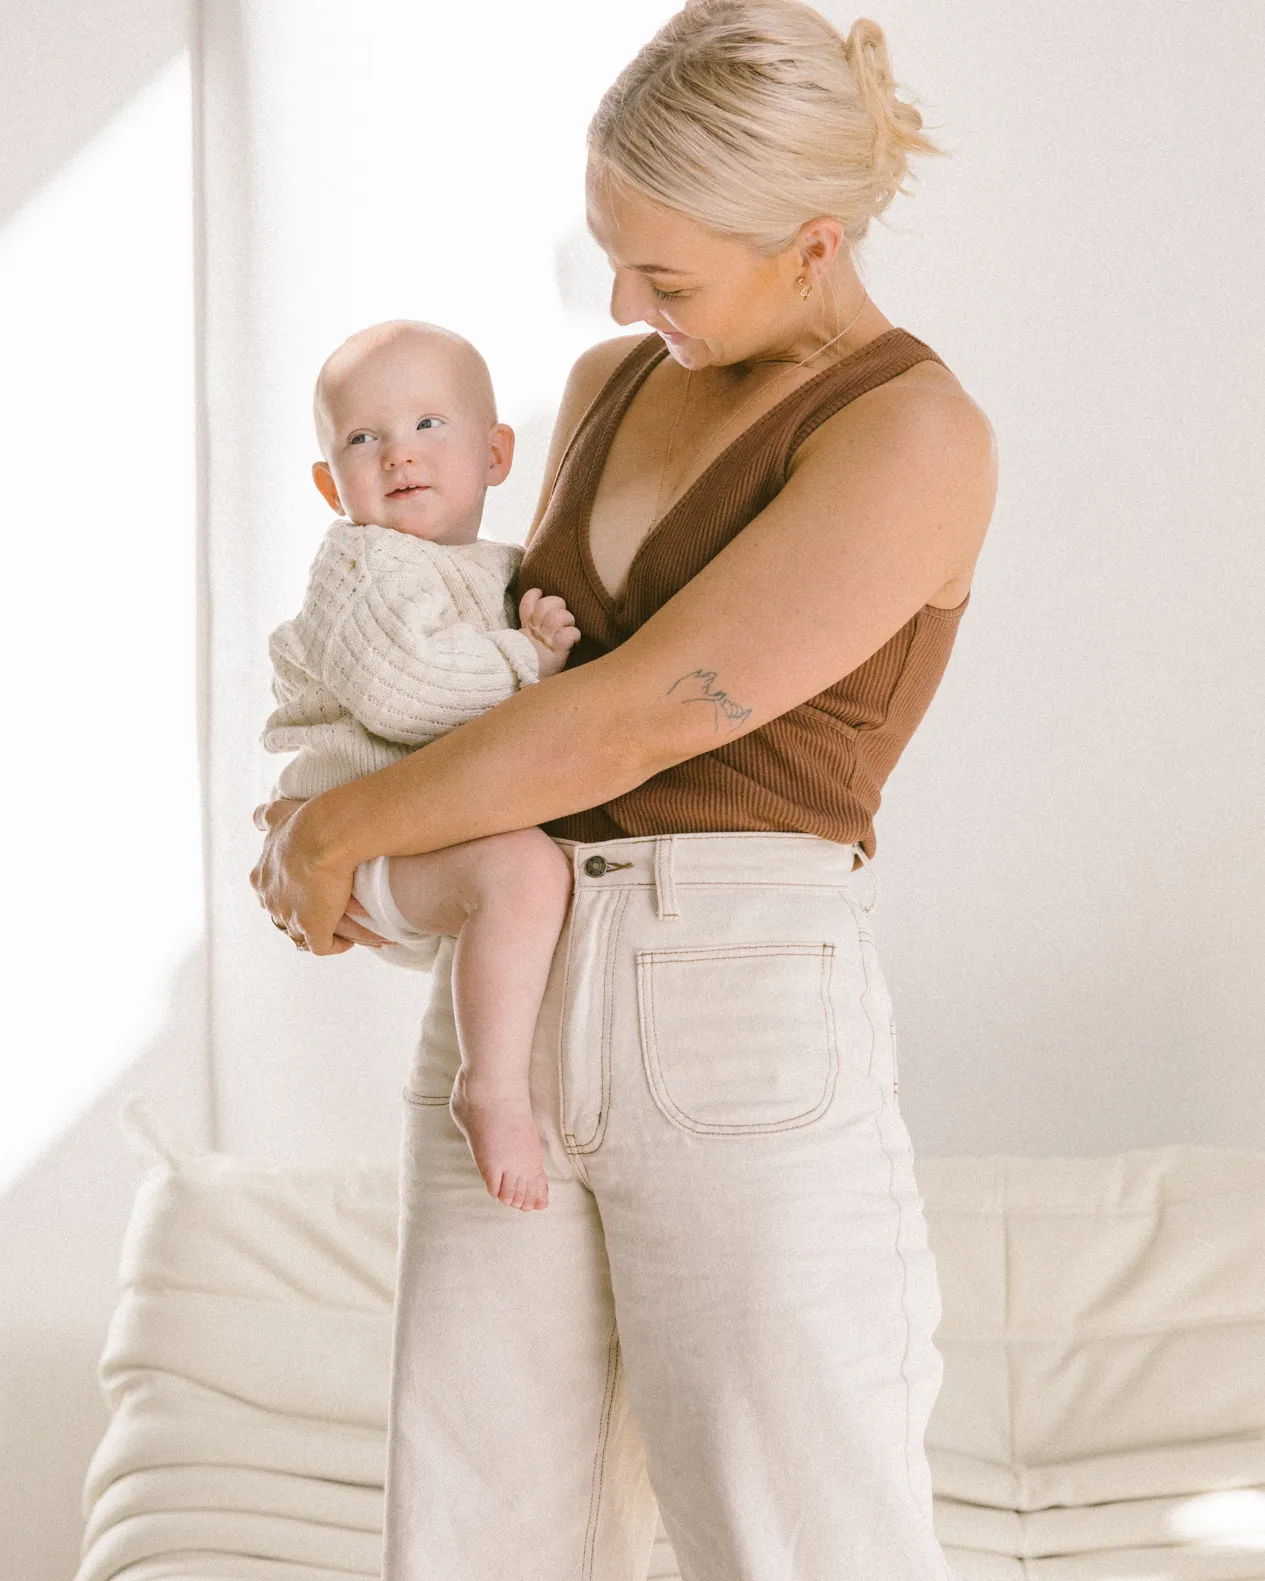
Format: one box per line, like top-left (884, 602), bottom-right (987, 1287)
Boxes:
top-left (609, 269), bottom-right (652, 328)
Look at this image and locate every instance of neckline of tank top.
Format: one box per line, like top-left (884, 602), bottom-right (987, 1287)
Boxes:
top-left (576, 325), bottom-right (970, 620)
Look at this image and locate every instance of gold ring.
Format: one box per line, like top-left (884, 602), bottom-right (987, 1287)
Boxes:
top-left (272, 919), bottom-right (288, 932)
top-left (293, 937), bottom-right (309, 951)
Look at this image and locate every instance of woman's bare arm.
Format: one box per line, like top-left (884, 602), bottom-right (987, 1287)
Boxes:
top-left (255, 374), bottom-right (996, 950)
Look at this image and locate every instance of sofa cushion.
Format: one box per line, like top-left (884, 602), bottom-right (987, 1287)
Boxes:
top-left (78, 1105), bottom-right (1265, 1581)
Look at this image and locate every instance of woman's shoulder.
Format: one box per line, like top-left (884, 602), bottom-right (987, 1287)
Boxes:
top-left (786, 351), bottom-right (997, 603)
top-left (561, 332), bottom-right (657, 413)
top-left (792, 351), bottom-right (995, 487)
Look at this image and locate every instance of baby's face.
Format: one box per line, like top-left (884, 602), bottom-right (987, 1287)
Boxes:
top-left (314, 334), bottom-right (512, 543)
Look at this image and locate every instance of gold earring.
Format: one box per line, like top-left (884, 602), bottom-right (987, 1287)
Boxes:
top-left (796, 274), bottom-right (813, 300)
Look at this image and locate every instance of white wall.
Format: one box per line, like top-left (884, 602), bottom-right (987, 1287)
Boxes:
top-left (0, 22), bottom-right (206, 1581)
top-left (866, 0), bottom-right (1265, 1156)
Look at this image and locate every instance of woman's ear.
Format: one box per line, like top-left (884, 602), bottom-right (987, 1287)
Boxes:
top-left (486, 423), bottom-right (515, 488)
top-left (796, 216), bottom-right (846, 278)
top-left (312, 461), bottom-right (343, 512)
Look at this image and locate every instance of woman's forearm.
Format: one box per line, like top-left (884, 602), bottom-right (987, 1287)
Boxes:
top-left (299, 647), bottom-right (674, 869)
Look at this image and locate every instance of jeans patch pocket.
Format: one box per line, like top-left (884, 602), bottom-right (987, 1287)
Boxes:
top-left (635, 941), bottom-right (840, 1135)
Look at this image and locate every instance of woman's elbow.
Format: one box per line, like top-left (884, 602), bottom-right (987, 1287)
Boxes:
top-left (538, 653), bottom-right (727, 793)
top-left (596, 693), bottom-right (722, 790)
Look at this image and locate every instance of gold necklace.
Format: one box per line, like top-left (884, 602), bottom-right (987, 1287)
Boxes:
top-left (652, 288), bottom-right (871, 521)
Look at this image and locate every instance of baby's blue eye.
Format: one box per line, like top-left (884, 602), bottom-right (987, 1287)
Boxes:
top-left (348, 433), bottom-right (368, 445)
top-left (416, 417), bottom-right (439, 430)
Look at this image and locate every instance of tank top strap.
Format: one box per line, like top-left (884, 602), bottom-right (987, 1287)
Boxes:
top-left (781, 329), bottom-right (949, 460)
top-left (559, 327), bottom-right (944, 501)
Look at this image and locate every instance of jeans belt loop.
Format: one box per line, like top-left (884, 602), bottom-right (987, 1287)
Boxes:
top-left (654, 835), bottom-right (680, 921)
top-left (853, 844), bottom-right (880, 916)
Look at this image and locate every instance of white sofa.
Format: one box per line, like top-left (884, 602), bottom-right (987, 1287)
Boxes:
top-left (76, 1101), bottom-right (1265, 1581)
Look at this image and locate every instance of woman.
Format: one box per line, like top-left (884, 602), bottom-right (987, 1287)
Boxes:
top-left (253, 3), bottom-right (996, 1576)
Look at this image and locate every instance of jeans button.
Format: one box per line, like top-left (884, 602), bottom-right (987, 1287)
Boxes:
top-left (583, 855), bottom-right (608, 877)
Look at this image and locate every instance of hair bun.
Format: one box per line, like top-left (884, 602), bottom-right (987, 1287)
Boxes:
top-left (589, 0), bottom-right (950, 255)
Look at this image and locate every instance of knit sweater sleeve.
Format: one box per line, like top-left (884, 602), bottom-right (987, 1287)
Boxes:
top-left (292, 523), bottom-right (541, 747)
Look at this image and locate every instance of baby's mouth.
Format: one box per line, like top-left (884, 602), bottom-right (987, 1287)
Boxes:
top-left (388, 483), bottom-right (429, 497)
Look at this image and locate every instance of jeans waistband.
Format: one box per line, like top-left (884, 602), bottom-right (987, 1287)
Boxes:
top-left (550, 831), bottom-right (880, 919)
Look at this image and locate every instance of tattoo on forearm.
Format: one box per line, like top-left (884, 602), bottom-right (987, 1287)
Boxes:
top-left (666, 669), bottom-right (753, 733)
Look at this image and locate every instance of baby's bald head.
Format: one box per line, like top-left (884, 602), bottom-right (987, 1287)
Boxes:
top-left (310, 318), bottom-right (512, 544)
top-left (313, 319), bottom-right (497, 456)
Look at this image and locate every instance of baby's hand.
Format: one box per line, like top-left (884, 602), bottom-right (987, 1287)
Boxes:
top-left (519, 587), bottom-right (581, 680)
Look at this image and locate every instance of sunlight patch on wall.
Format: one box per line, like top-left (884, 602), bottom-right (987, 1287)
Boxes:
top-left (0, 56), bottom-right (201, 1185)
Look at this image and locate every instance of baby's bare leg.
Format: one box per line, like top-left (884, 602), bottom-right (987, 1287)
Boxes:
top-left (384, 829), bottom-right (572, 1211)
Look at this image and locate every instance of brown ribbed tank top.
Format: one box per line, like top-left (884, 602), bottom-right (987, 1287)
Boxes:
top-left (516, 326), bottom-right (970, 859)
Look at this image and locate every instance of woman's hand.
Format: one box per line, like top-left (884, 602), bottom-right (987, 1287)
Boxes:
top-left (336, 896), bottom-right (390, 950)
top-left (251, 797), bottom-right (358, 955)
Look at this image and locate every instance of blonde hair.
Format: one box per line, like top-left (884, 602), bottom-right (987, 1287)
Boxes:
top-left (587, 1), bottom-right (950, 258)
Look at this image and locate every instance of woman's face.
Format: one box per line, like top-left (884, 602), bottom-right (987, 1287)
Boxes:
top-left (585, 162), bottom-right (802, 370)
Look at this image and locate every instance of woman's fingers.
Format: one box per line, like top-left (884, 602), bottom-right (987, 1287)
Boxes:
top-left (333, 916), bottom-right (388, 947)
top-left (319, 935), bottom-right (355, 954)
top-left (250, 798), bottom-right (356, 956)
top-left (338, 897), bottom-right (389, 946)
top-left (253, 797), bottom-right (304, 835)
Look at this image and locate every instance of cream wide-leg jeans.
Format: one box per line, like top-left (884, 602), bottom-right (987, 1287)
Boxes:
top-left (382, 832), bottom-right (953, 1581)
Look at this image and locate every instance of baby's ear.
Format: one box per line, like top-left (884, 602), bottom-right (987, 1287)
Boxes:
top-left (312, 461), bottom-right (342, 513)
top-left (486, 423), bottom-right (515, 488)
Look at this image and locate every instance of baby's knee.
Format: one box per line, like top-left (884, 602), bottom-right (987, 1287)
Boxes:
top-left (468, 827), bottom-right (573, 911)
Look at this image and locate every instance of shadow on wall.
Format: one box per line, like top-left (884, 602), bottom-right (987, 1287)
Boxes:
top-left (0, 0), bottom-right (184, 227)
top-left (0, 947), bottom-right (209, 1581)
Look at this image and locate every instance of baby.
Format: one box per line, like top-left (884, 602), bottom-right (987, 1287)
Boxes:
top-left (262, 319), bottom-right (580, 1212)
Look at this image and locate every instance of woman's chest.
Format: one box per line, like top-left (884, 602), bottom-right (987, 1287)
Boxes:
top-left (584, 370), bottom-right (686, 609)
top-left (584, 357), bottom-right (814, 610)
top-left (521, 414), bottom-right (781, 648)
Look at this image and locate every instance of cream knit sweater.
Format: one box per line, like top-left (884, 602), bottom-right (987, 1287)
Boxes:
top-left (262, 519), bottom-right (540, 801)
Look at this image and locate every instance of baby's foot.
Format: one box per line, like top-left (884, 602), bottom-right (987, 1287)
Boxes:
top-left (449, 1068), bottom-right (550, 1211)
